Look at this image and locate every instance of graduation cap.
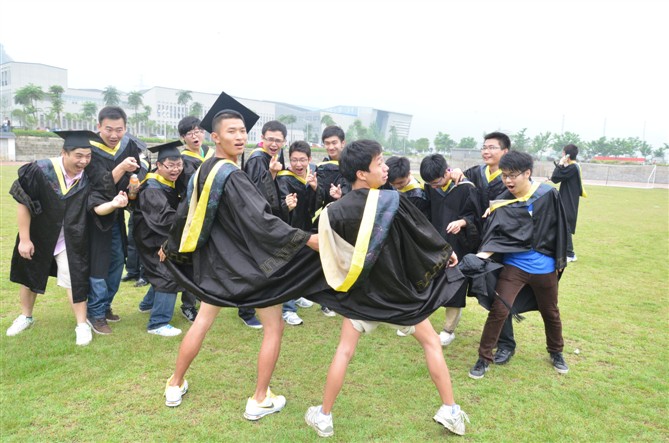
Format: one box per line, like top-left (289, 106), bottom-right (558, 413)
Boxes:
top-left (54, 130), bottom-right (103, 150)
top-left (148, 140), bottom-right (184, 161)
top-left (200, 91), bottom-right (260, 134)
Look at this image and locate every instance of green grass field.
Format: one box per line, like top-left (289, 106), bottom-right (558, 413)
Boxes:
top-left (1, 165), bottom-right (667, 442)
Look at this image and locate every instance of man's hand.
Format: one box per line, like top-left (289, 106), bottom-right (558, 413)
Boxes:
top-left (158, 247), bottom-right (166, 262)
top-left (307, 234), bottom-right (319, 251)
top-left (119, 157), bottom-right (139, 172)
top-left (448, 252), bottom-right (459, 267)
top-left (330, 183), bottom-right (342, 200)
top-left (18, 239), bottom-right (35, 260)
top-left (482, 207), bottom-right (491, 218)
top-left (112, 191), bottom-right (129, 208)
top-left (285, 193), bottom-right (298, 211)
top-left (450, 168), bottom-right (464, 184)
top-left (307, 171), bottom-right (317, 191)
top-left (269, 155), bottom-right (282, 179)
top-left (446, 219), bottom-right (466, 234)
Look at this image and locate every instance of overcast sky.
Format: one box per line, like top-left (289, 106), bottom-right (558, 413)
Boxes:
top-left (1, 0), bottom-right (666, 147)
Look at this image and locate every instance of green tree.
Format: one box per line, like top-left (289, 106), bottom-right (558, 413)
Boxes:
top-left (278, 114), bottom-right (297, 141)
top-left (457, 136), bottom-right (477, 150)
top-left (14, 83), bottom-right (45, 128)
top-left (321, 114), bottom-right (336, 127)
top-left (584, 137), bottom-right (610, 158)
top-left (346, 119), bottom-right (368, 141)
top-left (387, 126), bottom-right (400, 151)
top-left (511, 128), bottom-right (530, 151)
top-left (551, 132), bottom-right (582, 157)
top-left (177, 90), bottom-right (192, 117)
top-left (368, 122), bottom-right (386, 146)
top-left (433, 132), bottom-right (455, 153)
top-left (531, 131), bottom-right (553, 155)
top-left (48, 85), bottom-right (65, 129)
top-left (304, 122), bottom-right (314, 143)
top-left (189, 102), bottom-right (203, 118)
top-left (81, 101), bottom-right (98, 129)
top-left (414, 137), bottom-right (430, 153)
top-left (637, 139), bottom-right (653, 159)
top-left (127, 91), bottom-right (144, 133)
top-left (653, 144), bottom-right (667, 159)
top-left (102, 86), bottom-right (121, 106)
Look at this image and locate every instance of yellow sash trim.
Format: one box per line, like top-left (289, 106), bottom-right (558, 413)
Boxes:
top-left (440, 179), bottom-right (453, 192)
top-left (50, 158), bottom-right (79, 195)
top-left (204, 148), bottom-right (215, 160)
top-left (179, 159), bottom-right (238, 252)
top-left (182, 150), bottom-right (205, 162)
top-left (490, 182), bottom-right (541, 213)
top-left (317, 160), bottom-right (339, 167)
top-left (398, 177), bottom-right (423, 193)
top-left (143, 172), bottom-right (175, 188)
top-left (319, 189), bottom-right (379, 291)
top-left (277, 169), bottom-right (307, 184)
top-left (486, 166), bottom-right (502, 183)
top-left (90, 140), bottom-right (120, 156)
top-left (251, 147), bottom-right (270, 156)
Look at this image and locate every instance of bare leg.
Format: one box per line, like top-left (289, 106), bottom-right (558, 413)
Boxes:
top-left (412, 319), bottom-right (455, 405)
top-left (253, 304), bottom-right (284, 402)
top-left (67, 289), bottom-right (87, 324)
top-left (322, 318), bottom-right (361, 414)
top-left (169, 302), bottom-right (221, 387)
top-left (18, 285), bottom-right (37, 317)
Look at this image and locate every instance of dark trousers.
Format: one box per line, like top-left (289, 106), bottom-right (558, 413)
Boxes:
top-left (181, 291), bottom-right (197, 309)
top-left (479, 265), bottom-right (563, 362)
top-left (567, 232), bottom-right (575, 257)
top-left (126, 214), bottom-right (143, 279)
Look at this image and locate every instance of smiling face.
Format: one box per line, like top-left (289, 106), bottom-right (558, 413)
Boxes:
top-left (211, 117), bottom-right (248, 161)
top-left (62, 148), bottom-right (92, 176)
top-left (323, 135), bottom-right (345, 160)
top-left (480, 137), bottom-right (508, 170)
top-left (289, 151), bottom-right (311, 178)
top-left (262, 130), bottom-right (285, 156)
top-left (97, 117), bottom-right (126, 148)
top-left (157, 158), bottom-right (184, 182)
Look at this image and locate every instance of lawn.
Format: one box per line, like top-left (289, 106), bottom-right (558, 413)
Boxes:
top-left (0, 164), bottom-right (667, 442)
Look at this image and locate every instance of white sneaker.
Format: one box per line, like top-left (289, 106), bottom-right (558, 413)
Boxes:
top-left (243, 388), bottom-right (286, 420)
top-left (282, 311), bottom-right (304, 326)
top-left (567, 255), bottom-right (578, 262)
top-left (433, 404), bottom-right (470, 436)
top-left (439, 330), bottom-right (456, 347)
top-left (396, 326), bottom-right (416, 337)
top-left (305, 405), bottom-right (334, 438)
top-left (321, 306), bottom-right (337, 317)
top-left (148, 324), bottom-right (182, 337)
top-left (75, 323), bottom-right (93, 346)
top-left (165, 375), bottom-right (188, 407)
top-left (6, 315), bottom-right (34, 336)
top-left (295, 297), bottom-right (314, 308)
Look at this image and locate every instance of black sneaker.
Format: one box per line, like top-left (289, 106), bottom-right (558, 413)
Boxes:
top-left (181, 306), bottom-right (198, 323)
top-left (550, 352), bottom-right (569, 374)
top-left (134, 278), bottom-right (149, 288)
top-left (468, 358), bottom-right (489, 380)
top-left (493, 348), bottom-right (515, 365)
top-left (105, 308), bottom-right (121, 322)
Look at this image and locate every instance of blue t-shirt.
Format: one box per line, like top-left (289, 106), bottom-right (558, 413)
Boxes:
top-left (502, 202), bottom-right (555, 274)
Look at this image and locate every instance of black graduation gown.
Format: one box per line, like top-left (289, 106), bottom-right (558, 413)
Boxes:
top-left (86, 134), bottom-right (144, 277)
top-left (464, 164), bottom-right (506, 213)
top-left (550, 162), bottom-right (583, 234)
top-left (479, 183), bottom-right (569, 271)
top-left (133, 175), bottom-right (182, 293)
top-left (9, 159), bottom-right (92, 302)
top-left (309, 190), bottom-right (466, 326)
top-left (315, 158), bottom-right (350, 209)
top-left (164, 159), bottom-right (328, 308)
top-left (177, 147), bottom-right (211, 196)
top-left (276, 170), bottom-right (318, 231)
top-left (399, 185), bottom-right (430, 218)
top-left (243, 150), bottom-right (288, 221)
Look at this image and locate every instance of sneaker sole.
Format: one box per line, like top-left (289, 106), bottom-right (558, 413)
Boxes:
top-left (468, 369), bottom-right (488, 380)
top-left (165, 381), bottom-right (188, 407)
top-left (86, 319), bottom-right (112, 335)
top-left (240, 318), bottom-right (263, 329)
top-left (433, 415), bottom-right (465, 436)
top-left (243, 408), bottom-right (283, 421)
top-left (6, 324), bottom-right (34, 336)
top-left (554, 367), bottom-right (569, 374)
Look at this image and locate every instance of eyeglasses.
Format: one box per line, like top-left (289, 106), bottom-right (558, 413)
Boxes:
top-left (501, 171), bottom-right (526, 180)
top-left (263, 136), bottom-right (285, 145)
top-left (160, 163), bottom-right (183, 171)
top-left (481, 145), bottom-right (502, 151)
top-left (290, 157), bottom-right (309, 164)
top-left (185, 129), bottom-right (204, 138)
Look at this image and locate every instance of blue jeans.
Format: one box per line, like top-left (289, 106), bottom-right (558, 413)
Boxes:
top-left (142, 286), bottom-right (177, 330)
top-left (87, 222), bottom-right (125, 319)
top-left (238, 300), bottom-right (296, 321)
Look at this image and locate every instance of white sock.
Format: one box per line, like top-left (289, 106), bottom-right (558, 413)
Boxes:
top-left (319, 406), bottom-right (331, 417)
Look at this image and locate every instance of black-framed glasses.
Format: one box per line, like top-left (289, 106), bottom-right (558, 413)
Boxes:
top-left (263, 136), bottom-right (285, 145)
top-left (185, 129), bottom-right (204, 138)
top-left (501, 171), bottom-right (526, 180)
top-left (481, 145), bottom-right (502, 151)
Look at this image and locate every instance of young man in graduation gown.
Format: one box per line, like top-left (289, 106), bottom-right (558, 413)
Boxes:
top-left (305, 139), bottom-right (470, 438)
top-left (314, 125), bottom-right (349, 317)
top-left (85, 106), bottom-right (146, 335)
top-left (468, 150), bottom-right (570, 379)
top-left (419, 154), bottom-right (482, 347)
top-left (386, 155), bottom-right (429, 216)
top-left (450, 131), bottom-right (518, 365)
top-left (162, 99), bottom-right (327, 419)
top-left (6, 130), bottom-right (128, 345)
top-left (134, 140), bottom-right (186, 337)
top-left (241, 120), bottom-right (302, 326)
top-left (550, 144), bottom-right (586, 262)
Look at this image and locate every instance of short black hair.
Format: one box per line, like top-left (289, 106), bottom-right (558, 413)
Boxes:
top-left (321, 125), bottom-right (345, 142)
top-left (98, 106), bottom-right (127, 125)
top-left (289, 140), bottom-right (311, 158)
top-left (339, 139), bottom-right (382, 184)
top-left (212, 110), bottom-right (244, 133)
top-left (178, 116), bottom-right (202, 136)
top-left (386, 156), bottom-right (411, 183)
top-left (419, 154), bottom-right (448, 183)
top-left (499, 150), bottom-right (533, 173)
top-left (262, 120), bottom-right (287, 138)
top-left (484, 131), bottom-right (511, 150)
top-left (564, 144), bottom-right (579, 160)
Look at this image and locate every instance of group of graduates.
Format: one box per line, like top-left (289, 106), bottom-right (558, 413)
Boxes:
top-left (6, 91), bottom-right (586, 438)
